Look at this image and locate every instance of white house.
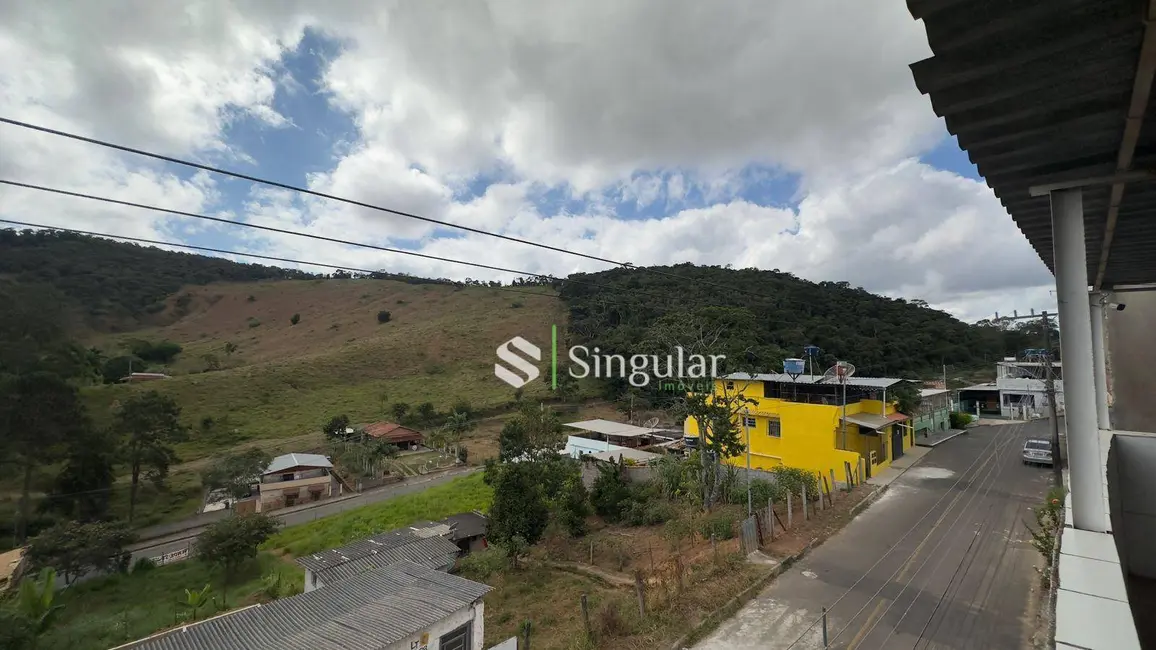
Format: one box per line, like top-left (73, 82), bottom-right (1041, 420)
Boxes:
top-left (115, 561), bottom-right (491, 650)
top-left (995, 358), bottom-right (1065, 419)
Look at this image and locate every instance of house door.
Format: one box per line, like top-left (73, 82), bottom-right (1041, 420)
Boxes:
top-left (892, 428), bottom-right (904, 460)
top-left (439, 622), bottom-right (471, 650)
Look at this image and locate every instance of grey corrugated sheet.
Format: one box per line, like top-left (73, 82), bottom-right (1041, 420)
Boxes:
top-left (297, 526), bottom-right (450, 573)
top-left (264, 453), bottom-right (332, 475)
top-left (125, 561), bottom-right (491, 650)
top-left (907, 0), bottom-right (1156, 286)
top-left (440, 512), bottom-right (488, 541)
top-left (313, 535), bottom-right (461, 585)
top-left (723, 373), bottom-right (909, 389)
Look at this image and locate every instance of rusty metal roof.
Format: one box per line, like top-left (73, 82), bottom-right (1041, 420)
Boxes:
top-left (908, 0), bottom-right (1156, 287)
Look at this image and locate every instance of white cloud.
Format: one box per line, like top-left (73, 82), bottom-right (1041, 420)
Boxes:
top-left (0, 0), bottom-right (1056, 325)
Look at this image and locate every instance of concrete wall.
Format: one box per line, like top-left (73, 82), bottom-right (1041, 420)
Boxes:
top-left (1107, 292), bottom-right (1156, 432)
top-left (388, 601), bottom-right (484, 650)
top-left (1107, 433), bottom-right (1156, 580)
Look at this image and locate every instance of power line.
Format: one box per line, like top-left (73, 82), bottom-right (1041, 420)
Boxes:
top-left (0, 117), bottom-right (822, 305)
top-left (0, 117), bottom-right (624, 267)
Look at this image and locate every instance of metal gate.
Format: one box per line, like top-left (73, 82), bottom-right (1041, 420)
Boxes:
top-left (892, 428), bottom-right (904, 459)
top-left (439, 622), bottom-right (471, 650)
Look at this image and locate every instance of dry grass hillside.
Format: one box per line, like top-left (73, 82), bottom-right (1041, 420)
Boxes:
top-left (84, 278), bottom-right (565, 462)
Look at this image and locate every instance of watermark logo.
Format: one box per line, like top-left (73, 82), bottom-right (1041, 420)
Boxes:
top-left (495, 325), bottom-right (724, 389)
top-left (495, 336), bottom-right (541, 388)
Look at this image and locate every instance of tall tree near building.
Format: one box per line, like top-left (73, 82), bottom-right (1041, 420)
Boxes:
top-left (26, 521), bottom-right (135, 585)
top-left (196, 513), bottom-right (280, 604)
top-left (1, 372), bottom-right (87, 543)
top-left (115, 390), bottom-right (187, 522)
top-left (201, 449), bottom-right (271, 500)
top-left (679, 384), bottom-right (754, 510)
top-left (43, 428), bottom-right (117, 522)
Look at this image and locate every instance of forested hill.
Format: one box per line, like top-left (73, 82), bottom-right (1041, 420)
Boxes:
top-left (560, 264), bottom-right (1044, 378)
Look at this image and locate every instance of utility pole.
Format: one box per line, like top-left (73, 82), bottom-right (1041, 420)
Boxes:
top-left (996, 309), bottom-right (1062, 485)
top-left (1042, 311), bottom-right (1062, 486)
top-left (744, 408), bottom-right (752, 517)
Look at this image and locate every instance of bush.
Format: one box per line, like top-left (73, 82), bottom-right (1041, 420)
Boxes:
top-left (730, 478), bottom-right (786, 507)
top-left (126, 339), bottom-right (183, 363)
top-left (591, 462), bottom-right (630, 521)
top-left (290, 313), bottom-right (300, 325)
top-left (132, 557), bottom-right (156, 573)
top-left (456, 547), bottom-right (508, 580)
top-left (698, 513), bottom-right (736, 540)
top-left (247, 295), bottom-right (257, 302)
top-left (949, 412), bottom-right (973, 429)
top-left (769, 466), bottom-right (819, 501)
top-left (511, 301), bottom-right (524, 308)
top-left (247, 317), bottom-right (261, 328)
top-left (377, 310), bottom-right (392, 323)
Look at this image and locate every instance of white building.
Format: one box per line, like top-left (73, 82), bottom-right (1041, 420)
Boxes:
top-left (117, 560), bottom-right (490, 650)
top-left (994, 357), bottom-right (1065, 419)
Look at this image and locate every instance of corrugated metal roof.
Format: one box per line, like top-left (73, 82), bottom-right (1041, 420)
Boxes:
top-left (312, 535), bottom-right (461, 585)
top-left (907, 0), bottom-right (1156, 286)
top-left (723, 373), bottom-right (910, 389)
top-left (587, 448), bottom-right (663, 464)
top-left (264, 453), bottom-right (332, 475)
top-left (297, 527), bottom-right (454, 574)
top-left (563, 419), bottom-right (666, 437)
top-left (125, 561), bottom-right (491, 650)
top-left (439, 512), bottom-right (488, 541)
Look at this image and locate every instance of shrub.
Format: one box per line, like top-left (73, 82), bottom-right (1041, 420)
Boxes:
top-left (730, 478), bottom-right (786, 507)
top-left (290, 313), bottom-right (300, 325)
top-left (591, 462), bottom-right (630, 521)
top-left (511, 301), bottom-right (524, 308)
top-left (247, 317), bottom-right (261, 328)
top-left (769, 466), bottom-right (819, 501)
top-left (247, 295), bottom-right (257, 302)
top-left (377, 310), bottom-right (392, 323)
top-left (699, 513), bottom-right (736, 540)
top-left (132, 557), bottom-right (156, 573)
top-left (456, 547), bottom-right (508, 580)
top-left (949, 412), bottom-right (973, 429)
top-left (598, 602), bottom-right (630, 638)
top-left (127, 339), bottom-right (183, 363)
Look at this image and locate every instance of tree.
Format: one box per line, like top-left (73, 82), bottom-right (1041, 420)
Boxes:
top-left (201, 353), bottom-right (221, 371)
top-left (487, 463), bottom-right (549, 548)
top-left (223, 341), bottom-right (238, 356)
top-left (891, 381), bottom-right (922, 416)
top-left (0, 372), bottom-right (87, 542)
top-left (554, 366), bottom-right (580, 402)
top-left (42, 428), bottom-right (116, 522)
top-left (179, 584), bottom-right (213, 622)
top-left (196, 513), bottom-right (280, 604)
top-left (416, 402), bottom-right (438, 425)
top-left (115, 390), bottom-right (187, 522)
top-left (679, 384), bottom-right (753, 510)
top-left (557, 474), bottom-right (591, 537)
top-left (26, 521), bottom-right (135, 585)
top-left (390, 402), bottom-right (410, 423)
top-left (201, 448), bottom-right (270, 499)
top-left (498, 404), bottom-right (564, 462)
top-left (290, 313), bottom-right (300, 325)
top-left (16, 568), bottom-right (63, 643)
top-left (100, 355), bottom-right (140, 383)
top-left (377, 310), bottom-right (392, 323)
top-left (323, 414), bottom-right (351, 441)
top-left (590, 458), bottom-right (630, 521)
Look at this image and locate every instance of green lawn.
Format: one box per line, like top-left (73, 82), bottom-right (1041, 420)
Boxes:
top-left (34, 472), bottom-right (492, 650)
top-left (37, 553), bottom-right (300, 650)
top-left (263, 472), bottom-right (493, 557)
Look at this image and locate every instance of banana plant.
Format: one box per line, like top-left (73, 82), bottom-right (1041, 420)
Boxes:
top-left (180, 584), bottom-right (213, 622)
top-left (17, 568), bottom-right (64, 636)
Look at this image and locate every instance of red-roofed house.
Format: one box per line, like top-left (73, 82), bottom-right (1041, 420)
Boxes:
top-left (363, 421), bottom-right (424, 450)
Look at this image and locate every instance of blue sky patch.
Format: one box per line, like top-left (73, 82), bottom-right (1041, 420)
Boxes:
top-left (919, 134), bottom-right (980, 180)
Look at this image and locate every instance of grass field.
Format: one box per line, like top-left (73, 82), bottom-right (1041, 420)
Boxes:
top-left (263, 471), bottom-right (493, 557)
top-left (83, 278), bottom-right (563, 461)
top-left (37, 552), bottom-right (300, 650)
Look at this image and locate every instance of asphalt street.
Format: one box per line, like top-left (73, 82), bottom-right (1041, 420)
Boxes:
top-left (128, 466), bottom-right (478, 564)
top-left (694, 420), bottom-right (1053, 650)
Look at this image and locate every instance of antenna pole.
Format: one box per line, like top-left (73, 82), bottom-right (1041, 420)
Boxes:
top-left (841, 377), bottom-right (848, 451)
top-left (1043, 311), bottom-right (1062, 486)
top-left (744, 408), bottom-right (752, 517)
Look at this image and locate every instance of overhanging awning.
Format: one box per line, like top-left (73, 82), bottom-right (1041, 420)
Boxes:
top-left (842, 413), bottom-right (894, 430)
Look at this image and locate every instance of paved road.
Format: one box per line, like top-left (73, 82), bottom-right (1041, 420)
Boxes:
top-left (694, 421), bottom-right (1052, 649)
top-left (130, 467), bottom-right (478, 563)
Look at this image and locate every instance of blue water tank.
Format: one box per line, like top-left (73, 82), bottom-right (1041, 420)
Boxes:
top-left (784, 358), bottom-right (805, 376)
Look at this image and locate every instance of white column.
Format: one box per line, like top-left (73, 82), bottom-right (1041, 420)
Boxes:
top-left (1051, 189), bottom-right (1107, 532)
top-left (1089, 292), bottom-right (1111, 430)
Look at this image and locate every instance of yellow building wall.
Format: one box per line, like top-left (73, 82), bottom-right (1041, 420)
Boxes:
top-left (684, 378), bottom-right (915, 483)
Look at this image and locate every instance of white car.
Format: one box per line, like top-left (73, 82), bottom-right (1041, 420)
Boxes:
top-left (1022, 438), bottom-right (1054, 466)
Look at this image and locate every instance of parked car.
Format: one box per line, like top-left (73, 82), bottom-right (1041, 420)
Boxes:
top-left (1022, 438), bottom-right (1054, 466)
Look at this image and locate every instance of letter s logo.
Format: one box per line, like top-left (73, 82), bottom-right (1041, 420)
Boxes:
top-left (495, 336), bottom-right (541, 388)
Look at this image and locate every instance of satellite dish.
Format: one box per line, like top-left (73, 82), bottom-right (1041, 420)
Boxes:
top-left (818, 361), bottom-right (856, 384)
top-left (643, 417), bottom-right (660, 429)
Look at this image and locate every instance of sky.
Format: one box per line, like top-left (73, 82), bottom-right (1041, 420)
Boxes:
top-left (0, 1), bottom-right (1058, 323)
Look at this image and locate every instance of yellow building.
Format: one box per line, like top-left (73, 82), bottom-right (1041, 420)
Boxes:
top-left (683, 373), bottom-right (916, 485)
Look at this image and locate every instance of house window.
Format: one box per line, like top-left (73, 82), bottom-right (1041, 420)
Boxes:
top-left (742, 416), bottom-right (757, 428)
top-left (280, 473), bottom-right (294, 482)
top-left (725, 381), bottom-right (735, 390)
top-left (767, 418), bottom-right (782, 438)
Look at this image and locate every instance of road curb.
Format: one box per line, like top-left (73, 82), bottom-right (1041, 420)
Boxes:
top-left (915, 429), bottom-right (969, 448)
